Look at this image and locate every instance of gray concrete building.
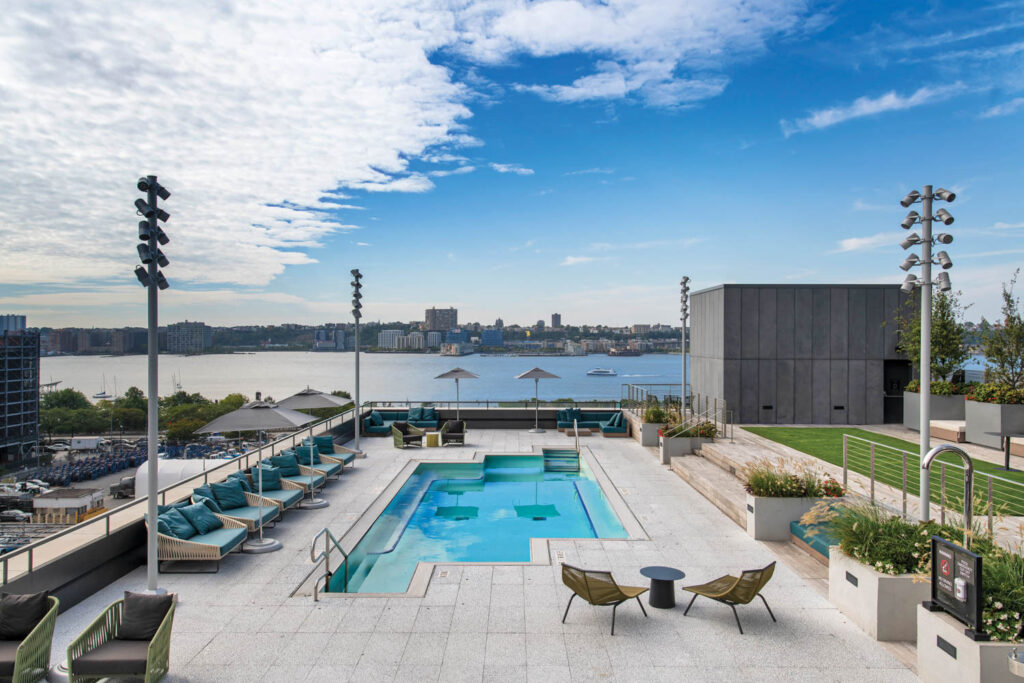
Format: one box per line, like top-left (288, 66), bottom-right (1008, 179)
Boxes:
top-left (690, 284), bottom-right (911, 425)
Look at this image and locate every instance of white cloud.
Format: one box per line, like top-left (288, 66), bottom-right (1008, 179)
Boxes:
top-left (980, 97), bottom-right (1024, 118)
top-left (564, 168), bottom-right (614, 176)
top-left (428, 165), bottom-right (476, 177)
top-left (356, 242), bottom-right (371, 247)
top-left (560, 256), bottom-right (596, 266)
top-left (834, 232), bottom-right (897, 253)
top-left (489, 162), bottom-right (534, 175)
top-left (852, 199), bottom-right (891, 211)
top-left (781, 84), bottom-right (966, 136)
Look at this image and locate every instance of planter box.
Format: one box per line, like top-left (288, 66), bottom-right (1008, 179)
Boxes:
top-left (917, 606), bottom-right (1019, 683)
top-left (828, 548), bottom-right (930, 641)
top-left (965, 399), bottom-right (1024, 450)
top-left (745, 495), bottom-right (830, 541)
top-left (903, 391), bottom-right (967, 431)
top-left (639, 423), bottom-right (662, 447)
top-left (660, 436), bottom-right (712, 464)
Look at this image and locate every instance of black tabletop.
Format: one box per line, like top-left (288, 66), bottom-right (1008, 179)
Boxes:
top-left (640, 565), bottom-right (685, 581)
top-left (985, 431), bottom-right (1024, 438)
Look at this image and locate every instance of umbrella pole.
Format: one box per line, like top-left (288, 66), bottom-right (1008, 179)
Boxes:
top-left (529, 378), bottom-right (545, 433)
top-left (456, 378), bottom-right (460, 422)
top-left (245, 422), bottom-right (281, 553)
top-left (303, 423), bottom-right (328, 509)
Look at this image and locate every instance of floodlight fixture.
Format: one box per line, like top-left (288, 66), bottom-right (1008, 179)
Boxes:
top-left (900, 190), bottom-right (921, 207)
top-left (900, 254), bottom-right (920, 271)
top-left (934, 208), bottom-right (954, 225)
top-left (134, 198), bottom-right (155, 218)
top-left (352, 299), bottom-right (362, 309)
top-left (901, 274), bottom-right (917, 293)
top-left (936, 251), bottom-right (952, 270)
top-left (134, 266), bottom-right (151, 287)
top-left (901, 211), bottom-right (920, 230)
top-left (137, 243), bottom-right (154, 264)
top-left (155, 249), bottom-right (169, 268)
top-left (155, 208), bottom-right (170, 222)
top-left (156, 227), bottom-right (169, 245)
top-left (351, 269), bottom-right (361, 278)
top-left (155, 271), bottom-right (169, 290)
top-left (352, 309), bottom-right (361, 319)
top-left (934, 187), bottom-right (955, 202)
top-left (138, 220), bottom-right (152, 241)
top-left (352, 290), bottom-right (362, 299)
top-left (935, 271), bottom-right (951, 292)
top-left (900, 233), bottom-right (920, 250)
top-left (936, 233), bottom-right (953, 245)
top-left (137, 176), bottom-right (171, 200)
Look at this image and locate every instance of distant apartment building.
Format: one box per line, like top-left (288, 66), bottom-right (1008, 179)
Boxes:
top-left (564, 340), bottom-right (586, 356)
top-left (582, 338), bottom-right (612, 353)
top-left (480, 329), bottom-right (503, 347)
top-left (377, 329), bottom-right (403, 349)
top-left (551, 313), bottom-right (561, 328)
top-left (445, 329), bottom-right (470, 344)
top-left (627, 339), bottom-right (654, 352)
top-left (313, 326), bottom-right (346, 351)
top-left (396, 332), bottom-right (425, 350)
top-left (0, 315), bottom-right (27, 333)
top-left (494, 318), bottom-right (504, 329)
top-left (630, 324), bottom-right (652, 335)
top-left (112, 328), bottom-right (147, 354)
top-left (166, 321), bottom-right (213, 354)
top-left (1, 326), bottom-right (40, 464)
top-left (425, 307), bottom-right (458, 331)
top-left (426, 331), bottom-right (443, 349)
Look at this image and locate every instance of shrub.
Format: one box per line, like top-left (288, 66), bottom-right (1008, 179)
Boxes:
top-left (743, 459), bottom-right (844, 498)
top-left (642, 405), bottom-right (667, 423)
top-left (904, 379), bottom-right (977, 396)
top-left (965, 383), bottom-right (1024, 405)
top-left (672, 421), bottom-right (718, 438)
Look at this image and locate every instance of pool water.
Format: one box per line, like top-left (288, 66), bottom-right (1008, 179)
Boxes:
top-left (330, 453), bottom-right (628, 593)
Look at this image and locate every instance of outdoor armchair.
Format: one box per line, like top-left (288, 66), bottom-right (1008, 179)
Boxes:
top-left (560, 563), bottom-right (648, 635)
top-left (682, 561), bottom-right (777, 634)
top-left (392, 422), bottom-right (424, 449)
top-left (440, 420), bottom-right (466, 445)
top-left (0, 594), bottom-right (59, 682)
top-left (67, 593), bottom-right (176, 683)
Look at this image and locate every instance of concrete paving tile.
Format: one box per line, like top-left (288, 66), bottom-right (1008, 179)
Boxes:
top-left (260, 663), bottom-right (312, 681)
top-left (483, 665), bottom-right (528, 682)
top-left (350, 661), bottom-right (398, 681)
top-left (526, 665), bottom-right (572, 683)
top-left (395, 663), bottom-right (442, 682)
top-left (440, 662), bottom-right (485, 683)
top-left (485, 632), bottom-right (527, 667)
top-left (376, 598), bottom-right (421, 632)
top-left (358, 631), bottom-right (411, 666)
top-left (413, 604), bottom-right (455, 632)
top-left (493, 566), bottom-right (524, 585)
top-left (525, 633), bottom-right (567, 666)
top-left (400, 632), bottom-right (448, 667)
top-left (314, 631), bottom-right (371, 666)
top-left (443, 632), bottom-right (488, 668)
top-left (304, 664), bottom-right (355, 682)
top-left (260, 603), bottom-right (315, 632)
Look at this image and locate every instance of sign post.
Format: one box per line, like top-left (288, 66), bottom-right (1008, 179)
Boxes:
top-left (923, 536), bottom-right (988, 641)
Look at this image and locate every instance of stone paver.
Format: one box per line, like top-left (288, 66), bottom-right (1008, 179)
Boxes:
top-left (47, 428), bottom-right (917, 681)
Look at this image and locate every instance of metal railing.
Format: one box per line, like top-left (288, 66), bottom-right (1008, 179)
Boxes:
top-left (310, 526), bottom-right (348, 599)
top-left (0, 407), bottom-right (357, 587)
top-left (621, 384), bottom-right (684, 413)
top-left (841, 434), bottom-right (1024, 531)
top-left (366, 399), bottom-right (621, 409)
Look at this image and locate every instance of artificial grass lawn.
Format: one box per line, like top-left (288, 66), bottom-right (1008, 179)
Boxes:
top-left (743, 427), bottom-right (1024, 516)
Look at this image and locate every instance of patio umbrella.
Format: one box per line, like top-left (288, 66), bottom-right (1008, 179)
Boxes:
top-left (516, 367), bottom-right (560, 433)
top-left (197, 400), bottom-right (315, 553)
top-left (278, 387), bottom-right (351, 509)
top-left (434, 368), bottom-right (479, 421)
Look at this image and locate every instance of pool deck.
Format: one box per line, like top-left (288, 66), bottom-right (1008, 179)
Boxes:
top-left (49, 429), bottom-right (917, 681)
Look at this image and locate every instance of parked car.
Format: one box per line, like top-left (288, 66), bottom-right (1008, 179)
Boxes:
top-left (110, 476), bottom-right (136, 499)
top-left (0, 510), bottom-right (32, 522)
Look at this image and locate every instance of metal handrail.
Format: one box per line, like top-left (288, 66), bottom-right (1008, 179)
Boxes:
top-left (0, 407), bottom-right (357, 586)
top-left (310, 526), bottom-right (348, 598)
top-left (662, 405), bottom-right (717, 439)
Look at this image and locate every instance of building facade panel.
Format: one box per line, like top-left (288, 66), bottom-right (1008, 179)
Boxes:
top-left (794, 288), bottom-right (814, 358)
top-left (830, 359), bottom-right (848, 424)
top-left (847, 359), bottom-right (866, 425)
top-left (793, 359), bottom-right (814, 424)
top-left (740, 359), bottom-right (759, 423)
top-left (830, 288), bottom-right (849, 359)
top-left (758, 288), bottom-right (777, 359)
top-left (812, 288), bottom-right (830, 359)
top-left (776, 359), bottom-right (795, 424)
top-left (740, 288), bottom-right (759, 360)
top-left (776, 288), bottom-right (795, 359)
top-left (758, 359), bottom-right (776, 424)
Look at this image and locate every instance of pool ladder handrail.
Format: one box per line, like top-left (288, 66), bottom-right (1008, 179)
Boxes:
top-left (574, 419), bottom-right (579, 453)
top-left (310, 527), bottom-right (348, 599)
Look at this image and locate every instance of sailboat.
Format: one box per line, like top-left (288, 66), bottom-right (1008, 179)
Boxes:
top-left (92, 374), bottom-right (112, 399)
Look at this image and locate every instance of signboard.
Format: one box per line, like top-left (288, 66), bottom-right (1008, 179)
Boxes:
top-left (926, 536), bottom-right (988, 641)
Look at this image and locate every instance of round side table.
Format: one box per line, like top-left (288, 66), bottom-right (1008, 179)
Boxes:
top-left (640, 566), bottom-right (686, 609)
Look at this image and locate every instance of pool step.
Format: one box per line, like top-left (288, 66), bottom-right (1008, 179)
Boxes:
top-left (543, 450), bottom-right (580, 472)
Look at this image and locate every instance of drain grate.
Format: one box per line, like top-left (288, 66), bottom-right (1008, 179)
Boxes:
top-left (555, 550), bottom-right (566, 562)
top-left (438, 570), bottom-right (449, 578)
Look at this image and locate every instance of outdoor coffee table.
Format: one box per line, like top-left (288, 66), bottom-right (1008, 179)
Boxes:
top-left (571, 428), bottom-right (592, 437)
top-left (425, 433), bottom-right (440, 448)
top-left (640, 566), bottom-right (686, 608)
top-left (985, 431), bottom-right (1024, 472)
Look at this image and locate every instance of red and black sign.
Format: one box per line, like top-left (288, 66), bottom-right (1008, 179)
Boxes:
top-left (925, 536), bottom-right (987, 641)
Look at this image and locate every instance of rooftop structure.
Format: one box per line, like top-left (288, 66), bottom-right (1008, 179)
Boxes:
top-left (1, 327), bottom-right (40, 464)
top-left (425, 306), bottom-right (458, 332)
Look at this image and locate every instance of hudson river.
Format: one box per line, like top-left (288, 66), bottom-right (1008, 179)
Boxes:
top-left (41, 352), bottom-right (685, 403)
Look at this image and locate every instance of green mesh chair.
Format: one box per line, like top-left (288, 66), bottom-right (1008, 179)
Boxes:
top-left (0, 595), bottom-right (59, 682)
top-left (560, 564), bottom-right (648, 635)
top-left (682, 561), bottom-right (777, 634)
top-left (66, 596), bottom-right (176, 683)
top-left (392, 422), bottom-right (424, 449)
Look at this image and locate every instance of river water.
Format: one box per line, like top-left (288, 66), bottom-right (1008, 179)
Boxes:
top-left (41, 352), bottom-right (685, 403)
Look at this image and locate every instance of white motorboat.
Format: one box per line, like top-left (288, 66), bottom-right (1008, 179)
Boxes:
top-left (586, 368), bottom-right (617, 376)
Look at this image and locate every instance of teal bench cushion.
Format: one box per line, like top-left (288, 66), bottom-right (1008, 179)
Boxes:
top-left (337, 452), bottom-right (355, 465)
top-left (790, 520), bottom-right (837, 558)
top-left (283, 472), bottom-right (325, 489)
top-left (311, 462), bottom-right (342, 478)
top-left (224, 505), bottom-right (278, 528)
top-left (260, 488), bottom-right (303, 509)
top-left (193, 526), bottom-right (248, 556)
top-left (313, 436), bottom-right (336, 454)
top-left (269, 454), bottom-right (301, 476)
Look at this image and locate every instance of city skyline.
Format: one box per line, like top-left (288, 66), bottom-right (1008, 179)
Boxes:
top-left (1, 1), bottom-right (1022, 327)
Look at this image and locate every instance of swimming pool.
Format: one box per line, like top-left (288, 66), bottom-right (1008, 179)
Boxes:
top-left (329, 451), bottom-right (628, 593)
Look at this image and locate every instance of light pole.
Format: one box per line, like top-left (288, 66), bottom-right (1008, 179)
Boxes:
top-left (351, 269), bottom-right (364, 456)
top-left (680, 276), bottom-right (690, 413)
top-left (899, 184), bottom-right (956, 522)
top-left (134, 175), bottom-right (171, 593)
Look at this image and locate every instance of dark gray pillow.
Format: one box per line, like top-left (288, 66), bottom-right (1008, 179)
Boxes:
top-left (0, 591), bottom-right (50, 640)
top-left (116, 591), bottom-right (173, 641)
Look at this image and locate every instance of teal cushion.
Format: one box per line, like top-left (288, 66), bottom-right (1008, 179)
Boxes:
top-left (155, 518), bottom-right (176, 538)
top-left (225, 505), bottom-right (278, 527)
top-left (260, 488), bottom-right (303, 509)
top-left (211, 480), bottom-right (249, 510)
top-left (284, 472), bottom-right (325, 489)
top-left (370, 410), bottom-right (384, 426)
top-left (269, 454), bottom-right (301, 477)
top-left (256, 466), bottom-right (282, 491)
top-left (156, 501), bottom-right (189, 515)
top-left (159, 509), bottom-right (196, 540)
top-left (408, 406), bottom-right (424, 421)
top-left (179, 502), bottom-right (224, 535)
top-left (422, 406), bottom-right (437, 421)
top-left (227, 471), bottom-right (251, 492)
top-left (313, 436), bottom-right (335, 454)
top-left (193, 494), bottom-right (222, 514)
top-left (295, 446), bottom-right (321, 466)
top-left (193, 527), bottom-right (248, 556)
top-left (312, 462), bottom-right (342, 478)
top-left (193, 484), bottom-right (216, 502)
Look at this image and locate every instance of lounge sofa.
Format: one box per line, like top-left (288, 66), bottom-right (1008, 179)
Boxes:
top-left (363, 407), bottom-right (440, 434)
top-left (150, 507), bottom-right (248, 571)
top-left (225, 470), bottom-right (303, 512)
top-left (311, 435), bottom-right (356, 467)
top-left (555, 409), bottom-right (629, 437)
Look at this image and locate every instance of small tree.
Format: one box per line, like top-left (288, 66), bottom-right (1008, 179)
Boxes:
top-left (895, 289), bottom-right (971, 382)
top-left (983, 270), bottom-right (1024, 389)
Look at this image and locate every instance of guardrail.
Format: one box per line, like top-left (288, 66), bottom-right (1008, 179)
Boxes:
top-left (0, 407), bottom-right (357, 587)
top-left (621, 384), bottom-right (684, 413)
top-left (366, 399), bottom-right (621, 409)
top-left (841, 434), bottom-right (1024, 531)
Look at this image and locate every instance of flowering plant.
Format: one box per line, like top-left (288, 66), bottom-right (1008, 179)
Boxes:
top-left (743, 459), bottom-right (845, 498)
top-left (965, 382), bottom-right (1024, 405)
top-left (904, 379), bottom-right (977, 396)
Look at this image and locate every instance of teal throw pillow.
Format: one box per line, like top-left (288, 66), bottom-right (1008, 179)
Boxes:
top-left (408, 406), bottom-right (424, 421)
top-left (179, 502), bottom-right (224, 535)
top-left (210, 480), bottom-right (249, 510)
top-left (192, 488), bottom-right (223, 512)
top-left (155, 517), bottom-right (176, 538)
top-left (295, 446), bottom-right (321, 466)
top-left (422, 406), bottom-right (437, 421)
top-left (269, 454), bottom-right (301, 476)
top-left (159, 509), bottom-right (196, 540)
top-left (193, 495), bottom-right (222, 514)
top-left (370, 411), bottom-right (383, 426)
top-left (227, 471), bottom-right (251, 491)
top-left (257, 466), bottom-right (282, 491)
top-left (156, 501), bottom-right (189, 515)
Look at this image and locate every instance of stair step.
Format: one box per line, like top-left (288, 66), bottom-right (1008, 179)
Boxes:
top-left (669, 455), bottom-right (747, 528)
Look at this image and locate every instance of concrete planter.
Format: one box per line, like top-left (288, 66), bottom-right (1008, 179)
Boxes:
top-left (660, 436), bottom-right (712, 464)
top-left (965, 399), bottom-right (1024, 450)
top-left (745, 495), bottom-right (830, 541)
top-left (828, 548), bottom-right (930, 641)
top-left (903, 391), bottom-right (966, 431)
top-left (917, 606), bottom-right (1020, 683)
top-left (639, 422), bottom-right (663, 447)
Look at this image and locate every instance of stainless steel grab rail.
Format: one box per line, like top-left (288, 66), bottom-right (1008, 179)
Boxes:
top-left (310, 527), bottom-right (349, 599)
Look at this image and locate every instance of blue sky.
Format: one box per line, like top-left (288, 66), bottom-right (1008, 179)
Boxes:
top-left (0, 0), bottom-right (1022, 327)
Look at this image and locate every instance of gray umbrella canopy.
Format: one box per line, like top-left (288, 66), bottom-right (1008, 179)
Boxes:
top-left (515, 367), bottom-right (560, 380)
top-left (435, 368), bottom-right (479, 421)
top-left (516, 368), bottom-right (560, 433)
top-left (195, 400), bottom-right (316, 434)
top-left (277, 387), bottom-right (351, 411)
